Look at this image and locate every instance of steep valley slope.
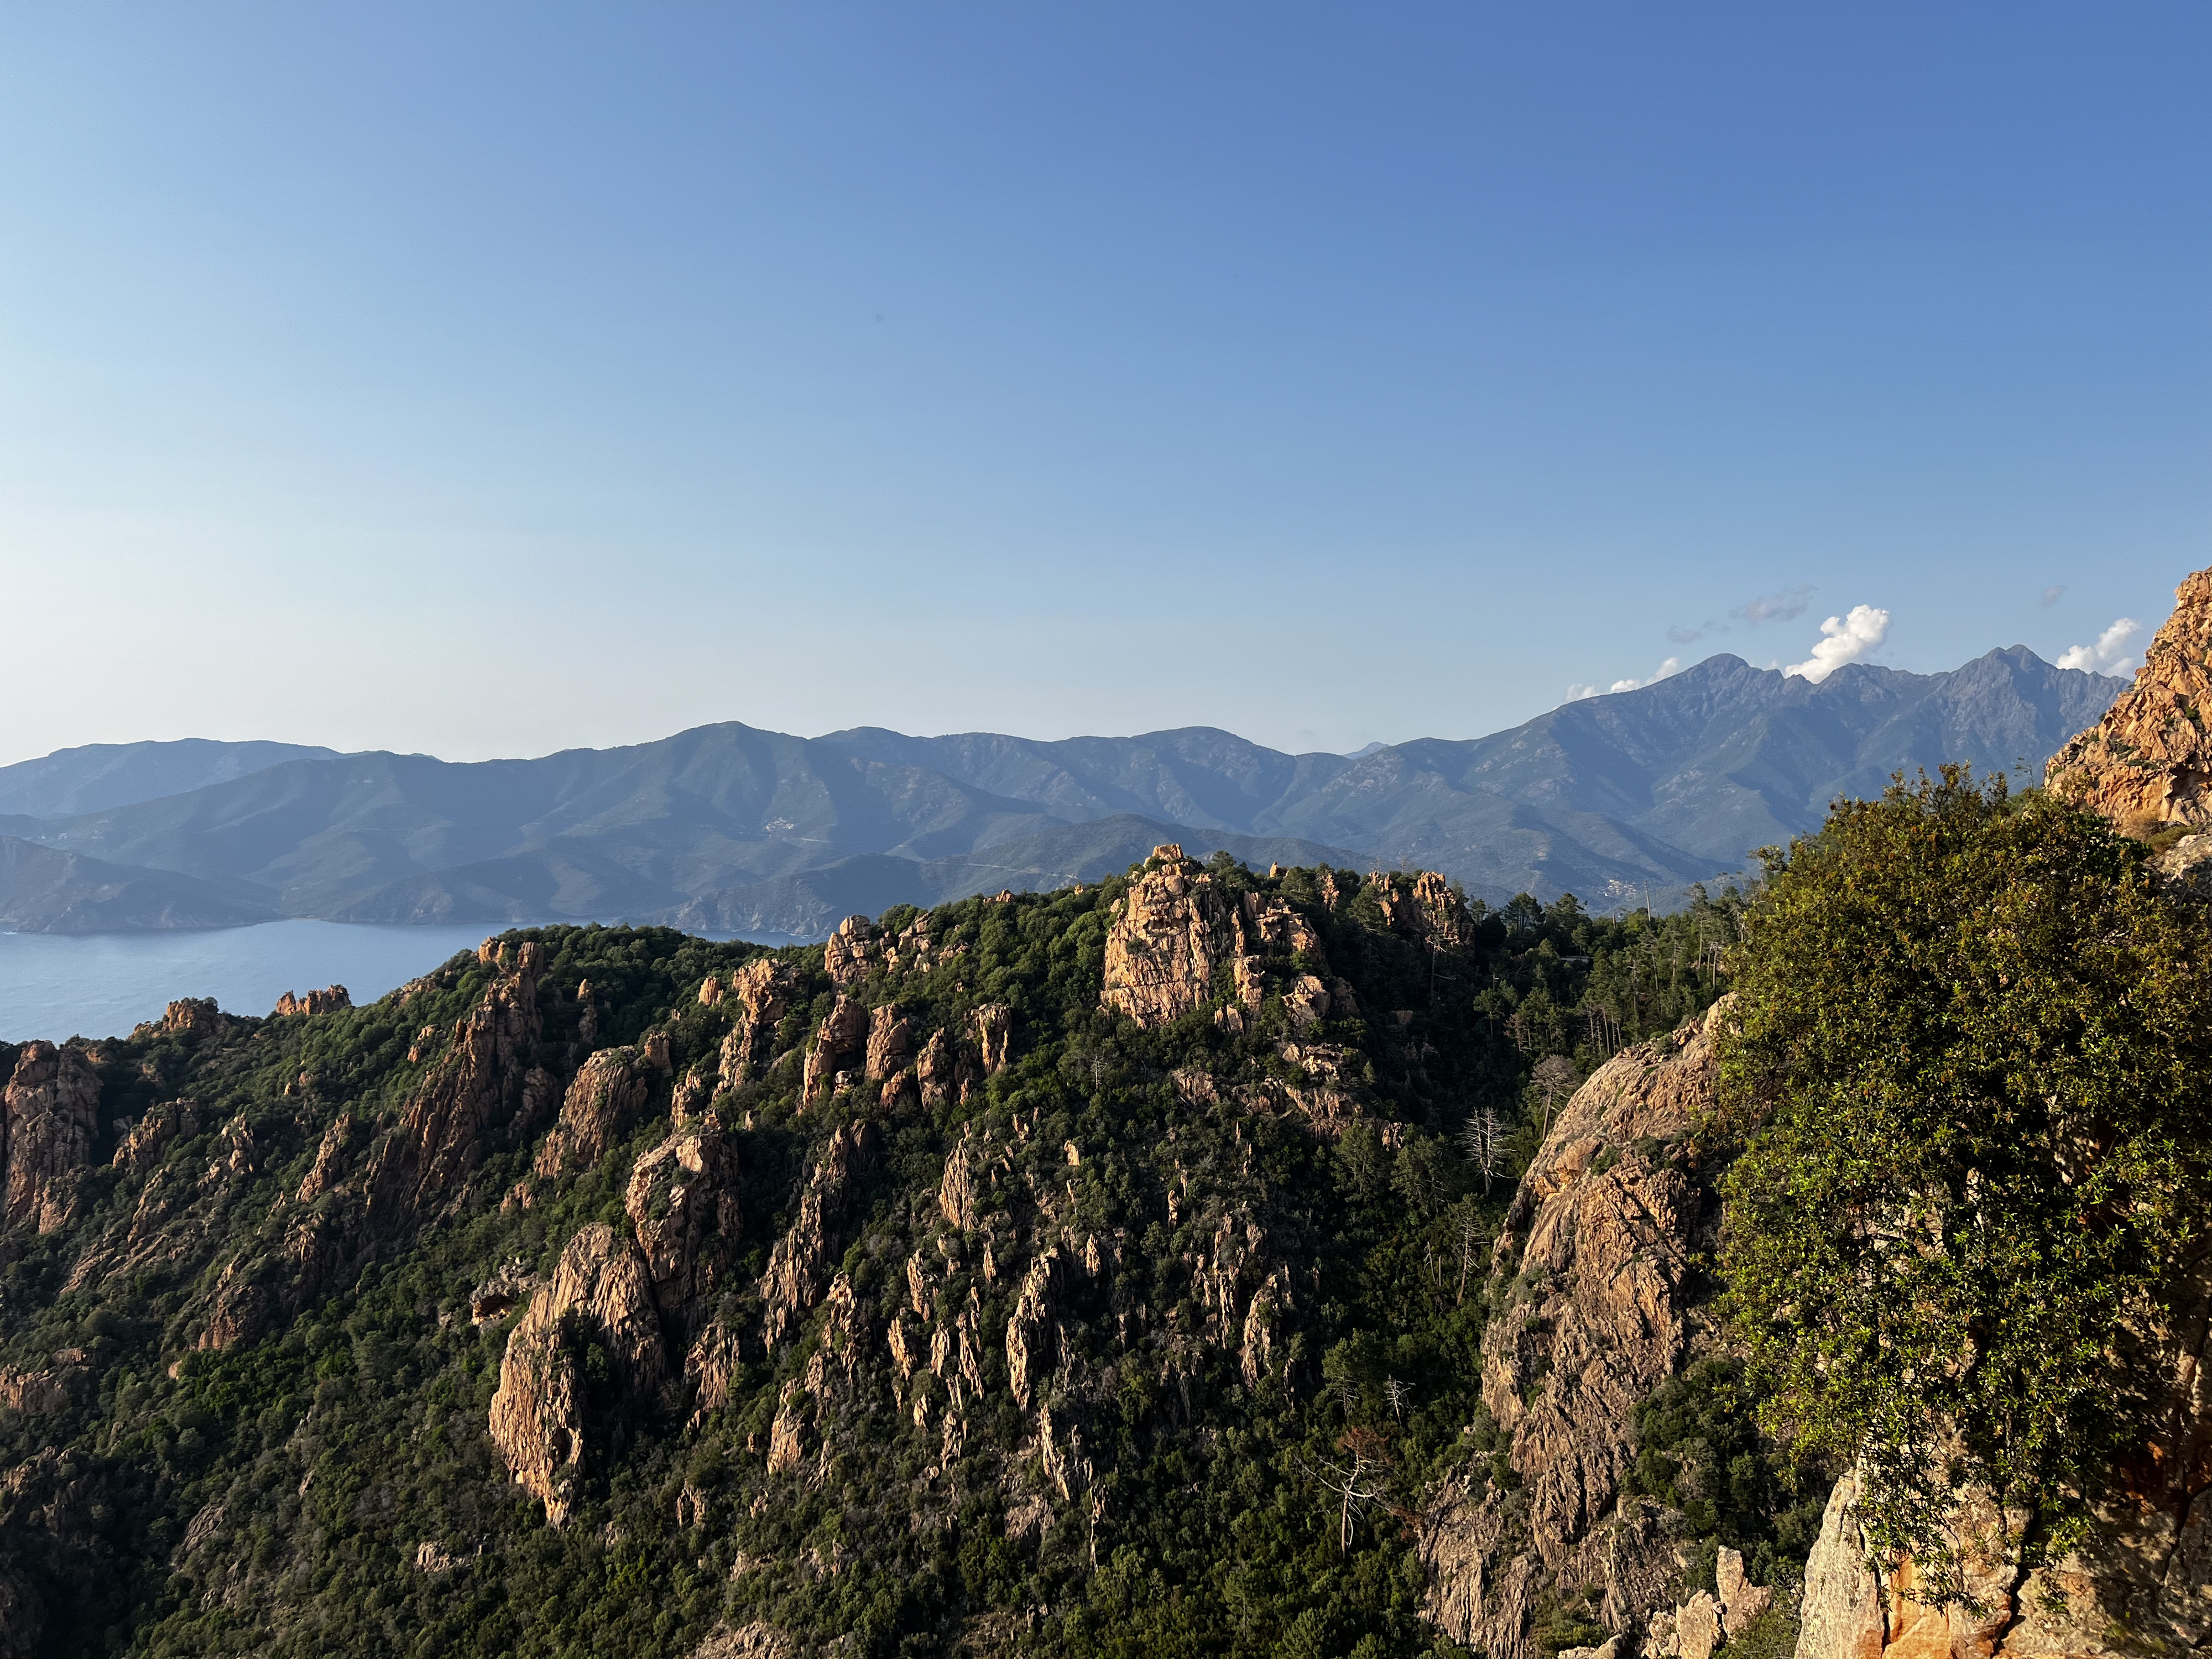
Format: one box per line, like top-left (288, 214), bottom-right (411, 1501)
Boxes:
top-left (0, 847), bottom-right (1753, 1657)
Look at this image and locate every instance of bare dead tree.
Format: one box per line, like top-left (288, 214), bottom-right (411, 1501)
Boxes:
top-left (1458, 1105), bottom-right (1507, 1195)
top-left (1308, 1427), bottom-right (1395, 1554)
top-left (1451, 1199), bottom-right (1485, 1306)
top-left (1383, 1378), bottom-right (1410, 1422)
top-left (1531, 1053), bottom-right (1580, 1139)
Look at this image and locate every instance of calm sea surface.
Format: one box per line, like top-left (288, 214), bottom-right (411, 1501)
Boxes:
top-left (0, 921), bottom-right (495, 1041)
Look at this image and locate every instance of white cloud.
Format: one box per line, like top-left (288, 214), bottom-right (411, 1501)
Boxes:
top-left (2039, 584), bottom-right (2065, 607)
top-left (1609, 656), bottom-right (1682, 693)
top-left (2056, 618), bottom-right (2142, 677)
top-left (1567, 656), bottom-right (1681, 703)
top-left (1785, 604), bottom-right (1891, 683)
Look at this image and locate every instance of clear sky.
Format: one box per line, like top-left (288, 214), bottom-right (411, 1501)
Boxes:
top-left (2, 3), bottom-right (2205, 765)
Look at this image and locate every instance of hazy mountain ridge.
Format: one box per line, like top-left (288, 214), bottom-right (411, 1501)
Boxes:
top-left (0, 648), bottom-right (2126, 933)
top-left (0, 739), bottom-right (341, 819)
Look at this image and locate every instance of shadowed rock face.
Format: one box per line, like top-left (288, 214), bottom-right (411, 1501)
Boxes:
top-left (369, 940), bottom-right (551, 1222)
top-left (488, 1223), bottom-right (664, 1526)
top-left (2048, 567), bottom-right (2212, 828)
top-left (3, 1041), bottom-right (102, 1233)
top-left (1421, 1003), bottom-right (1729, 1659)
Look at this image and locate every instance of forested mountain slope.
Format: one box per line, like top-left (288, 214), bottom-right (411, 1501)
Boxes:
top-left (0, 850), bottom-right (1747, 1658)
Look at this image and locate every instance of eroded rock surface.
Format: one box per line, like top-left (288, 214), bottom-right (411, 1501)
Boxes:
top-left (272, 985), bottom-right (351, 1017)
top-left (368, 942), bottom-right (552, 1222)
top-left (2047, 567), bottom-right (2212, 827)
top-left (717, 958), bottom-right (797, 1089)
top-left (761, 1121), bottom-right (873, 1352)
top-left (625, 1125), bottom-right (740, 1321)
top-left (1103, 844), bottom-right (1366, 1035)
top-left (3, 1041), bottom-right (102, 1233)
top-left (488, 1223), bottom-right (664, 1525)
top-left (1421, 1002), bottom-right (1728, 1659)
top-left (533, 1043), bottom-right (655, 1177)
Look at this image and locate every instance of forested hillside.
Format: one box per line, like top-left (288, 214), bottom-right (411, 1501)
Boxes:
top-left (0, 849), bottom-right (1744, 1658)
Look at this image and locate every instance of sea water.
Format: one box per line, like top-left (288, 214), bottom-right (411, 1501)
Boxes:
top-left (0, 921), bottom-right (494, 1041)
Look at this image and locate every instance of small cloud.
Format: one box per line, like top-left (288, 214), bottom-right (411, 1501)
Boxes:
top-left (1568, 654), bottom-right (1691, 705)
top-left (1735, 585), bottom-right (1814, 627)
top-left (2039, 584), bottom-right (2065, 607)
top-left (2057, 618), bottom-right (2142, 677)
top-left (1786, 605), bottom-right (1891, 683)
top-left (1667, 583), bottom-right (1814, 646)
top-left (1607, 656), bottom-right (1683, 695)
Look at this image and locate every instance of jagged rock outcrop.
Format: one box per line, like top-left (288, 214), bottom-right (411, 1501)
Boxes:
top-left (2047, 567), bottom-right (2209, 828)
top-left (3, 1041), bottom-right (102, 1233)
top-left (865, 1005), bottom-right (914, 1079)
top-left (367, 941), bottom-right (553, 1222)
top-left (915, 1027), bottom-right (982, 1109)
top-left (1005, 1246), bottom-right (1061, 1410)
top-left (760, 1121), bottom-right (873, 1351)
top-left (823, 912), bottom-right (964, 987)
top-left (1421, 1003), bottom-right (1728, 1659)
top-left (488, 1223), bottom-right (664, 1525)
top-left (801, 995), bottom-right (870, 1105)
top-left (1103, 844), bottom-right (1359, 1035)
top-left (1103, 846), bottom-right (1240, 1027)
top-left (533, 1043), bottom-right (656, 1177)
top-left (625, 1125), bottom-right (740, 1321)
top-left (824, 915), bottom-right (878, 987)
top-left (1369, 869), bottom-right (1477, 949)
top-left (112, 1099), bottom-right (197, 1173)
top-left (971, 1004), bottom-right (1013, 1075)
top-left (717, 958), bottom-right (797, 1090)
top-left (130, 998), bottom-right (227, 1042)
top-left (272, 985), bottom-right (351, 1017)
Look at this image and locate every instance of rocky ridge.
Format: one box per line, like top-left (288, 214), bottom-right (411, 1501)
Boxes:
top-left (1420, 1002), bottom-right (1729, 1659)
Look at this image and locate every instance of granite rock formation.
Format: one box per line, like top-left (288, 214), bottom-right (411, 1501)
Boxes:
top-left (3, 1041), bottom-right (102, 1233)
top-left (1791, 1246), bottom-right (2212, 1659)
top-left (533, 1042), bottom-right (659, 1177)
top-left (2047, 567), bottom-right (2212, 829)
top-left (488, 1223), bottom-right (665, 1526)
top-left (1421, 1003), bottom-right (1729, 1659)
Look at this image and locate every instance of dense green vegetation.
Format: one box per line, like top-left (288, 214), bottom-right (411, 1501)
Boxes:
top-left (0, 862), bottom-right (1759, 1658)
top-left (1714, 770), bottom-right (2212, 1600)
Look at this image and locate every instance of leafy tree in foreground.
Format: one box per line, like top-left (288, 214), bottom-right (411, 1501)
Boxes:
top-left (1714, 769), bottom-right (2212, 1600)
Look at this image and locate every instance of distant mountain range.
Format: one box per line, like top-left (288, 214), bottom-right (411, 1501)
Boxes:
top-left (0, 646), bottom-right (2125, 935)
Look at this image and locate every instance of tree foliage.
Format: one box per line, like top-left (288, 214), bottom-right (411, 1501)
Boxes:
top-left (1714, 770), bottom-right (2212, 1595)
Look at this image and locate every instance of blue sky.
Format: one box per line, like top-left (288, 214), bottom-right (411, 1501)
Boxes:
top-left (2, 3), bottom-right (2205, 763)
